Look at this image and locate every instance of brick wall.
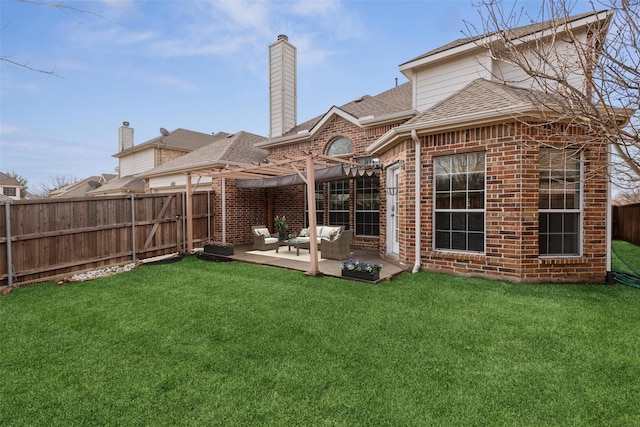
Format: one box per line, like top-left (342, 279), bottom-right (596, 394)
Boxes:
top-left (390, 122), bottom-right (609, 283)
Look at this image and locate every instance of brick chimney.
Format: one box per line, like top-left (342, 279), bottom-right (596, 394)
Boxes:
top-left (119, 121), bottom-right (134, 152)
top-left (269, 34), bottom-right (297, 138)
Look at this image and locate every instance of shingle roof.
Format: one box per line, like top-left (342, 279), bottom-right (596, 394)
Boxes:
top-left (0, 172), bottom-right (22, 186)
top-left (405, 79), bottom-right (551, 127)
top-left (114, 129), bottom-right (230, 157)
top-left (405, 78), bottom-right (568, 130)
top-left (281, 82), bottom-right (412, 136)
top-left (401, 10), bottom-right (605, 66)
top-left (86, 175), bottom-right (145, 194)
top-left (139, 130), bottom-right (268, 177)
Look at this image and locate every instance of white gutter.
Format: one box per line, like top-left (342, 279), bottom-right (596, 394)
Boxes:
top-left (359, 110), bottom-right (418, 127)
top-left (411, 129), bottom-right (421, 273)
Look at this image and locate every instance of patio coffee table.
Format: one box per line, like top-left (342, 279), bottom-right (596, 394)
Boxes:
top-left (276, 238), bottom-right (311, 256)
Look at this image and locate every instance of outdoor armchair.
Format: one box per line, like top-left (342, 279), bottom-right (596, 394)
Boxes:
top-left (252, 225), bottom-right (279, 251)
top-left (320, 229), bottom-right (352, 260)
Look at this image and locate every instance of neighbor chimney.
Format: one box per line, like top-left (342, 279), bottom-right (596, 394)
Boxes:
top-left (119, 121), bottom-right (134, 152)
top-left (269, 34), bottom-right (296, 138)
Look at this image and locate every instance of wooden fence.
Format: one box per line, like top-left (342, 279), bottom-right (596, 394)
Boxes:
top-left (612, 202), bottom-right (640, 246)
top-left (0, 192), bottom-right (214, 287)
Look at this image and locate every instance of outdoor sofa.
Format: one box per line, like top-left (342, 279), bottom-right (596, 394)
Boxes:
top-left (296, 226), bottom-right (352, 260)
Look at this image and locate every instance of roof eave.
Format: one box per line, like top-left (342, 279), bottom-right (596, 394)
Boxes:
top-left (366, 105), bottom-right (542, 154)
top-left (359, 110), bottom-right (418, 128)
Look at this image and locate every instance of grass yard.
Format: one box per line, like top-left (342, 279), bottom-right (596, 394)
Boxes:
top-left (1, 246), bottom-right (640, 426)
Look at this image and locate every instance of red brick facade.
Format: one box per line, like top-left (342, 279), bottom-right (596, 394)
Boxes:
top-left (378, 122), bottom-right (609, 283)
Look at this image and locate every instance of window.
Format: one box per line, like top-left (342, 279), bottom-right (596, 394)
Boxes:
top-left (3, 187), bottom-right (17, 197)
top-left (434, 152), bottom-right (485, 252)
top-left (355, 178), bottom-right (380, 236)
top-left (539, 148), bottom-right (581, 256)
top-left (326, 137), bottom-right (353, 156)
top-left (305, 183), bottom-right (324, 227)
top-left (329, 180), bottom-right (350, 229)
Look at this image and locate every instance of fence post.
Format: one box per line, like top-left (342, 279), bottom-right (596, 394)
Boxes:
top-left (130, 194), bottom-right (137, 263)
top-left (4, 200), bottom-right (13, 288)
top-left (181, 192), bottom-right (186, 254)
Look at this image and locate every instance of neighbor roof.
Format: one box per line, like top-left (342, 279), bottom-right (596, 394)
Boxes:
top-left (0, 172), bottom-right (22, 187)
top-left (86, 175), bottom-right (145, 195)
top-left (48, 174), bottom-right (117, 198)
top-left (139, 131), bottom-right (268, 178)
top-left (113, 129), bottom-right (230, 158)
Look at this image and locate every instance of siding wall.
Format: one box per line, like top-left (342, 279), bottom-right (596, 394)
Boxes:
top-left (119, 149), bottom-right (155, 176)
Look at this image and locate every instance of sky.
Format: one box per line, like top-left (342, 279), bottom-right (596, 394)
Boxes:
top-left (1, 0), bottom-right (596, 191)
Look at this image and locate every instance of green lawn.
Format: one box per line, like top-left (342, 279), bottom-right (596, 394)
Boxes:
top-left (1, 250), bottom-right (640, 426)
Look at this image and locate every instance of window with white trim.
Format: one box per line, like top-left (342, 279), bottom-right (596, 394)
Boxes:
top-left (304, 182), bottom-right (324, 227)
top-left (326, 137), bottom-right (353, 156)
top-left (434, 152), bottom-right (485, 252)
top-left (329, 180), bottom-right (350, 229)
top-left (538, 148), bottom-right (581, 256)
top-left (3, 187), bottom-right (17, 197)
top-left (355, 177), bottom-right (380, 236)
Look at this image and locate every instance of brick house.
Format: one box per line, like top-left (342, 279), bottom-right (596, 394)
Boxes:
top-left (184, 11), bottom-right (626, 283)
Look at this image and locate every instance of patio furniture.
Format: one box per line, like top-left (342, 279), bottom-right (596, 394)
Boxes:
top-left (252, 225), bottom-right (279, 251)
top-left (296, 225), bottom-right (344, 247)
top-left (320, 229), bottom-right (352, 260)
top-left (276, 238), bottom-right (311, 256)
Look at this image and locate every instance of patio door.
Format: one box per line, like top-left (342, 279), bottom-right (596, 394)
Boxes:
top-left (386, 167), bottom-right (400, 255)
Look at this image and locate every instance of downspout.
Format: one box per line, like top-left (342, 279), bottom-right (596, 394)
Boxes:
top-left (222, 177), bottom-right (227, 243)
top-left (606, 140), bottom-right (612, 276)
top-left (411, 129), bottom-right (421, 273)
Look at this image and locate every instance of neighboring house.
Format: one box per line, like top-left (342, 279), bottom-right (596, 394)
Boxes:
top-left (0, 172), bottom-right (24, 201)
top-left (139, 131), bottom-right (268, 193)
top-left (102, 124), bottom-right (231, 196)
top-left (48, 174), bottom-right (117, 198)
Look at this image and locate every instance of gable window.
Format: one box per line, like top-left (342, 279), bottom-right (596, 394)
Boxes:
top-left (329, 180), bottom-right (350, 229)
top-left (355, 177), bottom-right (380, 236)
top-left (538, 148), bottom-right (581, 256)
top-left (3, 187), bottom-right (17, 197)
top-left (326, 137), bottom-right (353, 156)
top-left (434, 152), bottom-right (485, 252)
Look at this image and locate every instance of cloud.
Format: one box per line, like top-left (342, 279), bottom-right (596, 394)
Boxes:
top-left (156, 75), bottom-right (198, 92)
top-left (0, 123), bottom-right (22, 136)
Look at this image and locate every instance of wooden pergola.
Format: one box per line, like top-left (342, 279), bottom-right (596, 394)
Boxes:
top-left (184, 152), bottom-right (376, 276)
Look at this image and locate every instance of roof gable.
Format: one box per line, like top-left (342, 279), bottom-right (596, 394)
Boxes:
top-left (400, 10), bottom-right (610, 74)
top-left (258, 82), bottom-right (414, 149)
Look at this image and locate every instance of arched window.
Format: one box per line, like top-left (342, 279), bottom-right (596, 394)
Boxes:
top-left (326, 137), bottom-right (353, 156)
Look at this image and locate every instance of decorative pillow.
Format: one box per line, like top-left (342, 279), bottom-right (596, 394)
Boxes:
top-left (299, 228), bottom-right (310, 237)
top-left (329, 229), bottom-right (339, 241)
top-left (254, 228), bottom-right (270, 237)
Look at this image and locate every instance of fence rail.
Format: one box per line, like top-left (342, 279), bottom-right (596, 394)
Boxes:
top-left (1, 192), bottom-right (214, 287)
top-left (613, 202), bottom-right (640, 246)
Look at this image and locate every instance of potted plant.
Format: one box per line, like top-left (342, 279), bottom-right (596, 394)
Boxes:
top-left (274, 215), bottom-right (288, 241)
top-left (340, 259), bottom-right (383, 281)
top-left (203, 240), bottom-right (234, 256)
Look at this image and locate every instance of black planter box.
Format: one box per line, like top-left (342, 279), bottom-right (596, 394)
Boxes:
top-left (342, 270), bottom-right (380, 281)
top-left (204, 245), bottom-right (234, 256)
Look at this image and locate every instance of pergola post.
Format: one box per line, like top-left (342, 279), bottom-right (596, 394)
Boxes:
top-left (305, 153), bottom-right (320, 275)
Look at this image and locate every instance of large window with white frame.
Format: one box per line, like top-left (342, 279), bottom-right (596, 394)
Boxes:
top-left (538, 147), bottom-right (581, 256)
top-left (329, 180), bottom-right (350, 229)
top-left (355, 177), bottom-right (380, 236)
top-left (304, 182), bottom-right (324, 227)
top-left (434, 152), bottom-right (485, 252)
